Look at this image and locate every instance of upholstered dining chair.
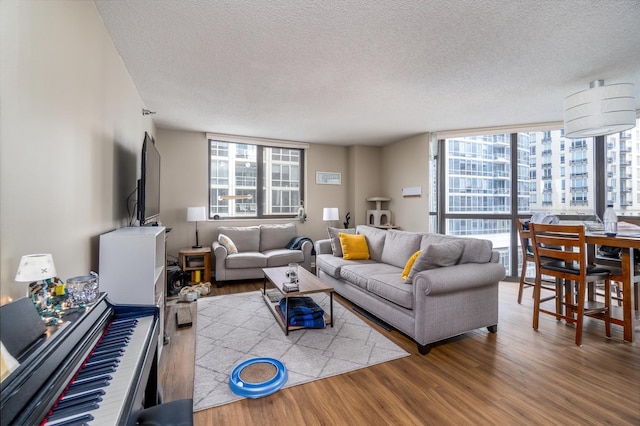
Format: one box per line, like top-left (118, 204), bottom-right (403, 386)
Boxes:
top-left (529, 223), bottom-right (612, 346)
top-left (593, 219), bottom-right (640, 310)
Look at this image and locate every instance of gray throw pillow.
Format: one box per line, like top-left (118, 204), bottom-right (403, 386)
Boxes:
top-left (406, 240), bottom-right (465, 283)
top-left (327, 227), bottom-right (355, 257)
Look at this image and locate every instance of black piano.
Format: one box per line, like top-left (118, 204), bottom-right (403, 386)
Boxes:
top-left (1, 294), bottom-right (159, 426)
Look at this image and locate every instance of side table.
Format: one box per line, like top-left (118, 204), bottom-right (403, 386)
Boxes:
top-left (179, 247), bottom-right (212, 284)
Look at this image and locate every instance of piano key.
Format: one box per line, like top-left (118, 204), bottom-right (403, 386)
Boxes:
top-left (47, 401), bottom-right (100, 422)
top-left (85, 351), bottom-right (124, 363)
top-left (46, 413), bottom-right (94, 426)
top-left (65, 378), bottom-right (110, 396)
top-left (46, 315), bottom-right (155, 426)
top-left (70, 373), bottom-right (112, 386)
top-left (74, 363), bottom-right (117, 379)
top-left (54, 390), bottom-right (104, 410)
top-left (110, 318), bottom-right (138, 326)
top-left (83, 357), bottom-right (120, 369)
top-left (99, 330), bottom-right (134, 341)
top-left (87, 348), bottom-right (125, 359)
top-left (60, 387), bottom-right (106, 403)
top-left (91, 339), bottom-right (130, 351)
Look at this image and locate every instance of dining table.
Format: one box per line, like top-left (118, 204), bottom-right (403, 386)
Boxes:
top-left (586, 232), bottom-right (639, 342)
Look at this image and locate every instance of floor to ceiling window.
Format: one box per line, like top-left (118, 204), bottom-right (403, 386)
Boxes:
top-left (436, 118), bottom-right (640, 279)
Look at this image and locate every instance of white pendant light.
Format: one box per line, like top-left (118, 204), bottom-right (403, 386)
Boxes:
top-left (563, 79), bottom-right (635, 139)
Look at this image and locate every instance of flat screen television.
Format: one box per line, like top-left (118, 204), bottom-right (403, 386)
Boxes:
top-left (137, 132), bottom-right (161, 225)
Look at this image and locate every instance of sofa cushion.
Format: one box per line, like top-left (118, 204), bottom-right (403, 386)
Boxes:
top-left (340, 263), bottom-right (400, 290)
top-left (381, 230), bottom-right (422, 268)
top-left (339, 234), bottom-right (370, 260)
top-left (259, 223), bottom-right (297, 252)
top-left (218, 226), bottom-right (260, 252)
top-left (406, 240), bottom-right (465, 283)
top-left (402, 250), bottom-right (422, 280)
top-left (218, 233), bottom-right (238, 254)
top-left (420, 234), bottom-right (493, 264)
top-left (317, 254), bottom-right (375, 279)
top-left (225, 252), bottom-right (267, 269)
top-left (327, 227), bottom-right (355, 257)
top-left (355, 225), bottom-right (387, 262)
top-left (263, 248), bottom-right (304, 267)
top-left (367, 274), bottom-right (414, 309)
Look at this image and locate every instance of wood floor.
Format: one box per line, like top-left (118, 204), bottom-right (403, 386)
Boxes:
top-left (159, 281), bottom-right (640, 425)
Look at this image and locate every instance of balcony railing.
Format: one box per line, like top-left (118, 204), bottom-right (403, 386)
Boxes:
top-left (570, 200), bottom-right (589, 206)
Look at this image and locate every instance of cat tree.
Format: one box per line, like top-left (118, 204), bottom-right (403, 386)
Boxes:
top-left (366, 196), bottom-right (392, 227)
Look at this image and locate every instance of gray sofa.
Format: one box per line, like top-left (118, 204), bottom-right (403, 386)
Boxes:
top-left (212, 223), bottom-right (312, 283)
top-left (315, 225), bottom-right (505, 354)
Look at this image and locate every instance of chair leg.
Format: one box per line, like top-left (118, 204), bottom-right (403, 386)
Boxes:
top-left (517, 260), bottom-right (528, 304)
top-left (575, 282), bottom-right (586, 346)
top-left (554, 277), bottom-right (563, 320)
top-left (532, 275), bottom-right (541, 330)
top-left (604, 279), bottom-right (611, 338)
top-left (563, 280), bottom-right (572, 324)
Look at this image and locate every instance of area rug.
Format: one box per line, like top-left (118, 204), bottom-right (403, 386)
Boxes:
top-left (193, 291), bottom-right (409, 411)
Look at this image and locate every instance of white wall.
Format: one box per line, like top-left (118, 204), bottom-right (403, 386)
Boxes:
top-left (154, 127), bottom-right (436, 263)
top-left (0, 1), bottom-right (154, 303)
top-left (382, 133), bottom-right (431, 231)
top-left (155, 129), bottom-right (353, 259)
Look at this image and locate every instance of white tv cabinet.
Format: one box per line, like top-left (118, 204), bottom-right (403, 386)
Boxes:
top-left (99, 226), bottom-right (166, 357)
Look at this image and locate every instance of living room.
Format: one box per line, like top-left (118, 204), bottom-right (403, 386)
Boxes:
top-left (2, 1), bottom-right (639, 424)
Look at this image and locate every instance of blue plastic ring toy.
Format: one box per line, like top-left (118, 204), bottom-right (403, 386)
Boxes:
top-left (229, 357), bottom-right (288, 398)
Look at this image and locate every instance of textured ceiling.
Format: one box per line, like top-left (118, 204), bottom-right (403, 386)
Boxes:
top-left (94, 0), bottom-right (640, 146)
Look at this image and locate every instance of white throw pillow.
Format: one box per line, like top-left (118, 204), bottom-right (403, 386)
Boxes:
top-left (218, 233), bottom-right (238, 254)
top-left (327, 227), bottom-right (355, 257)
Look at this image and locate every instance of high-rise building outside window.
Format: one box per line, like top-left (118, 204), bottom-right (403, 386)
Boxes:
top-left (208, 139), bottom-right (304, 219)
top-left (438, 118), bottom-right (640, 278)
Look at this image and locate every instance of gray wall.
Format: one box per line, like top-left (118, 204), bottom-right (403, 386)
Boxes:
top-left (155, 128), bottom-right (432, 261)
top-left (0, 1), bottom-right (155, 303)
top-left (0, 1), bottom-right (433, 303)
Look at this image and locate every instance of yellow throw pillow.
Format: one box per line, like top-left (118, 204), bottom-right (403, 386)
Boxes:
top-left (402, 250), bottom-right (422, 281)
top-left (339, 233), bottom-right (370, 260)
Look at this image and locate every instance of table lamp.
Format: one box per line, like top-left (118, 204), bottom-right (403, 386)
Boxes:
top-left (15, 254), bottom-right (57, 309)
top-left (323, 207), bottom-right (339, 228)
top-left (187, 206), bottom-right (207, 248)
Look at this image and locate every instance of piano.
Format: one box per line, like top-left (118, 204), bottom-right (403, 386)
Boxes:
top-left (0, 294), bottom-right (159, 426)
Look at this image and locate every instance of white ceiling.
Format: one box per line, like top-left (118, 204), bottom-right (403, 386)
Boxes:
top-left (94, 0), bottom-right (640, 146)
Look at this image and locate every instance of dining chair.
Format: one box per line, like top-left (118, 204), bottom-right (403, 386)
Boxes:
top-left (593, 219), bottom-right (640, 311)
top-left (516, 218), bottom-right (557, 304)
top-left (529, 223), bottom-right (612, 346)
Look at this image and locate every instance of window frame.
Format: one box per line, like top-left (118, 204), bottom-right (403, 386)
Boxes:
top-left (435, 118), bottom-right (640, 279)
top-left (207, 134), bottom-right (307, 220)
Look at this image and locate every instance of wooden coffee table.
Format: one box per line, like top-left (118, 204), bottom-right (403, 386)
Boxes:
top-left (262, 266), bottom-right (334, 335)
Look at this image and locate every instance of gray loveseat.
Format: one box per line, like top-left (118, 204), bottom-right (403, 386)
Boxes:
top-left (212, 223), bottom-right (312, 283)
top-left (315, 225), bottom-right (505, 354)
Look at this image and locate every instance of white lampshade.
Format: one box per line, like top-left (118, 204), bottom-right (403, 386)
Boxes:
top-left (323, 207), bottom-right (339, 221)
top-left (15, 254), bottom-right (57, 282)
top-left (564, 80), bottom-right (636, 139)
top-left (187, 206), bottom-right (207, 222)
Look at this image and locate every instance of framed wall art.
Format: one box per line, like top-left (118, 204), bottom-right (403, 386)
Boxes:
top-left (316, 172), bottom-right (341, 185)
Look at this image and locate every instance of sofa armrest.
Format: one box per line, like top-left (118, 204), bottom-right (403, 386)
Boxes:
top-left (413, 262), bottom-right (506, 296)
top-left (315, 239), bottom-right (333, 255)
top-left (300, 240), bottom-right (313, 271)
top-left (212, 241), bottom-right (228, 281)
